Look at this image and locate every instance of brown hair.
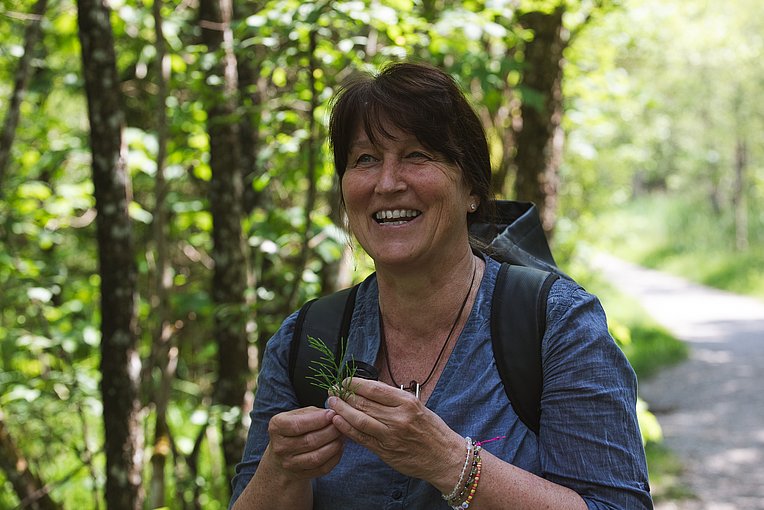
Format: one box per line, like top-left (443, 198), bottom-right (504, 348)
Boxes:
top-left (329, 61), bottom-right (493, 223)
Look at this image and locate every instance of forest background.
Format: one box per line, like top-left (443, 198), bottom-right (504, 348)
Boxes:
top-left (1, 0), bottom-right (762, 508)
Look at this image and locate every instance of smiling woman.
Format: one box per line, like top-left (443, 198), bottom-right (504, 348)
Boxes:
top-left (341, 122), bottom-right (475, 271)
top-left (229, 62), bottom-right (653, 510)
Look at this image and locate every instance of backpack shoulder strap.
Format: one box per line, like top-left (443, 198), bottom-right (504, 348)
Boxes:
top-left (289, 285), bottom-right (359, 408)
top-left (491, 264), bottom-right (559, 435)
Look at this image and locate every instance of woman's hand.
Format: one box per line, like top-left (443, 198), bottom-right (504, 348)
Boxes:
top-left (233, 407), bottom-right (342, 510)
top-left (327, 378), bottom-right (464, 492)
top-left (264, 406), bottom-right (345, 480)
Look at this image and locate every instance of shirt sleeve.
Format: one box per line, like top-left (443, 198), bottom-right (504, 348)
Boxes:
top-left (538, 279), bottom-right (653, 509)
top-left (228, 311), bottom-right (301, 508)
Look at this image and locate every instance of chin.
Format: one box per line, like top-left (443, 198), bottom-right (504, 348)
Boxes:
top-left (370, 250), bottom-right (424, 269)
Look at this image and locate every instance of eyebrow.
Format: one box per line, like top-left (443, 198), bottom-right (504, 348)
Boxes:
top-left (349, 139), bottom-right (373, 150)
top-left (349, 134), bottom-right (421, 151)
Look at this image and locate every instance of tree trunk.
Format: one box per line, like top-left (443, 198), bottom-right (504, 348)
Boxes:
top-left (0, 409), bottom-right (62, 510)
top-left (199, 0), bottom-right (252, 485)
top-left (489, 87), bottom-right (521, 196)
top-left (233, 0), bottom-right (266, 367)
top-left (238, 59), bottom-right (266, 215)
top-left (233, 0), bottom-right (267, 216)
top-left (286, 29), bottom-right (319, 313)
top-left (514, 6), bottom-right (567, 234)
top-left (146, 0), bottom-right (177, 506)
top-left (733, 138), bottom-right (748, 251)
top-left (0, 0), bottom-right (48, 195)
top-left (732, 85), bottom-right (749, 252)
top-left (77, 0), bottom-right (143, 507)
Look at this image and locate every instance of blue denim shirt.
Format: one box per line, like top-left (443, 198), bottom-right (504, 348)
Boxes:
top-left (230, 257), bottom-right (652, 509)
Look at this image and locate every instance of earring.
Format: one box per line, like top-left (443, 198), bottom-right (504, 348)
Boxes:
top-left (469, 203), bottom-right (477, 211)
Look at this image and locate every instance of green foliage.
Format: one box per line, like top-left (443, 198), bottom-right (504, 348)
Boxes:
top-left (601, 286), bottom-right (689, 379)
top-left (2, 0), bottom-right (547, 503)
top-left (585, 194), bottom-right (764, 298)
top-left (306, 336), bottom-right (357, 400)
top-left (6, 0), bottom-right (760, 504)
top-left (562, 0), bottom-right (763, 237)
top-left (636, 398), bottom-right (662, 445)
top-left (560, 0), bottom-right (764, 489)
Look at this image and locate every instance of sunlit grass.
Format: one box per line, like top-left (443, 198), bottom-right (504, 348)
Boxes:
top-left (587, 193), bottom-right (764, 299)
top-left (645, 442), bottom-right (697, 503)
top-left (564, 189), bottom-right (761, 382)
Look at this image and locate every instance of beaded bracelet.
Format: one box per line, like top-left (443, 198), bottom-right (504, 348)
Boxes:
top-left (447, 443), bottom-right (482, 508)
top-left (458, 455), bottom-right (482, 509)
top-left (445, 440), bottom-right (477, 505)
top-left (442, 437), bottom-right (474, 503)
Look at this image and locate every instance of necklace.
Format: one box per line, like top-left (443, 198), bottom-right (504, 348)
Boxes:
top-left (379, 260), bottom-right (478, 399)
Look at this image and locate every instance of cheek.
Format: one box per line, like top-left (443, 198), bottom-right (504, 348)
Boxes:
top-left (340, 176), bottom-right (367, 231)
top-left (341, 173), bottom-right (369, 208)
top-left (340, 177), bottom-right (355, 211)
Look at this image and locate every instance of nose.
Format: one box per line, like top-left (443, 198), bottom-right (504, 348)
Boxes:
top-left (374, 159), bottom-right (406, 194)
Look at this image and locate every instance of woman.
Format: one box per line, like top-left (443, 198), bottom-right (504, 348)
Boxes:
top-left (230, 62), bottom-right (652, 509)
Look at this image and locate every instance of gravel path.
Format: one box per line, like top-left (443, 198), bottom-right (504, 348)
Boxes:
top-left (592, 253), bottom-right (764, 510)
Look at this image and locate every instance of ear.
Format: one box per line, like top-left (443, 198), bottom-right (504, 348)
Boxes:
top-left (467, 195), bottom-right (480, 213)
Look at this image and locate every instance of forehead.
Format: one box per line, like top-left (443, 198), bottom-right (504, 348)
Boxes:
top-left (349, 120), bottom-right (419, 149)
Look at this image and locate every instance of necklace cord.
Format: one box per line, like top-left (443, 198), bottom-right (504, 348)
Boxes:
top-left (380, 260), bottom-right (478, 393)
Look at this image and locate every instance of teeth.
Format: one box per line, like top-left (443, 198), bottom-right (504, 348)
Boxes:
top-left (375, 209), bottom-right (420, 221)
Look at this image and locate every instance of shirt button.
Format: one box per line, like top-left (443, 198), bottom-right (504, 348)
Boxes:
top-left (391, 489), bottom-right (403, 499)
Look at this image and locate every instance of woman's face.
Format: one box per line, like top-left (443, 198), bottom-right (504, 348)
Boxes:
top-left (341, 120), bottom-right (477, 270)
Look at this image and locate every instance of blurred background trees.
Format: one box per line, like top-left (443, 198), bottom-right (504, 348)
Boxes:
top-left (0, 0), bottom-right (761, 507)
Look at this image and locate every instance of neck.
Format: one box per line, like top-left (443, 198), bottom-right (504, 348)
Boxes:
top-left (376, 248), bottom-right (481, 338)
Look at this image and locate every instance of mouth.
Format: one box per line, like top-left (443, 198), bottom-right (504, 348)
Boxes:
top-left (373, 209), bottom-right (422, 226)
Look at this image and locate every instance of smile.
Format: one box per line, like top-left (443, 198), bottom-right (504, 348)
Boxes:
top-left (373, 209), bottom-right (422, 224)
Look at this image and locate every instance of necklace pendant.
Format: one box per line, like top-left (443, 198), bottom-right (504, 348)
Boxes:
top-left (400, 381), bottom-right (421, 399)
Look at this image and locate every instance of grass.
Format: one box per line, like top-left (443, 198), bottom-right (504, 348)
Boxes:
top-left (645, 442), bottom-right (697, 502)
top-left (585, 193), bottom-right (764, 299)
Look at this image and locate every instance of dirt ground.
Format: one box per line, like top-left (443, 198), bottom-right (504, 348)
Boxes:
top-left (592, 254), bottom-right (764, 510)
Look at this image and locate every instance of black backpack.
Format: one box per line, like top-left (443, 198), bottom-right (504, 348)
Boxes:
top-left (288, 201), bottom-right (572, 434)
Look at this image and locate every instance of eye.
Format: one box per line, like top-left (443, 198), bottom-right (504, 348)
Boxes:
top-left (352, 153), bottom-right (377, 166)
top-left (406, 151), bottom-right (431, 160)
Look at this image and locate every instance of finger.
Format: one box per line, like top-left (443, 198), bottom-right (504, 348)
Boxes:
top-left (330, 391), bottom-right (447, 447)
top-left (331, 411), bottom-right (374, 449)
top-left (270, 418), bottom-right (342, 458)
top-left (340, 385), bottom-right (426, 431)
top-left (269, 407), bottom-right (336, 438)
top-left (327, 395), bottom-right (388, 440)
top-left (341, 377), bottom-right (408, 406)
top-left (302, 442), bottom-right (344, 478)
top-left (281, 435), bottom-right (345, 476)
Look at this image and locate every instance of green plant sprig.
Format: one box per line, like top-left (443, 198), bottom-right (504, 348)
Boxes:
top-left (306, 335), bottom-right (357, 400)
